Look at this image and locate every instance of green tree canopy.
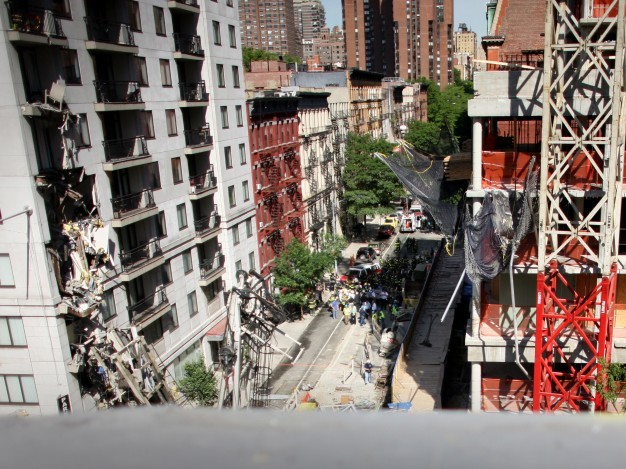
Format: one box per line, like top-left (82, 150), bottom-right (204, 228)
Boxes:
top-left (242, 48), bottom-right (301, 71)
top-left (178, 358), bottom-right (218, 407)
top-left (343, 133), bottom-right (405, 219)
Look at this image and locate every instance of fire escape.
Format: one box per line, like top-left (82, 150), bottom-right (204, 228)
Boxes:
top-left (304, 137), bottom-right (322, 232)
top-left (284, 148), bottom-right (305, 241)
top-left (534, 0), bottom-right (626, 412)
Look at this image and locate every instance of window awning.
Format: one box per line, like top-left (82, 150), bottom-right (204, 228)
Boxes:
top-left (205, 318), bottom-right (227, 341)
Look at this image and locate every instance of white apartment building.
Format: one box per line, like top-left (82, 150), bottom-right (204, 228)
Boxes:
top-left (0, 0), bottom-right (255, 415)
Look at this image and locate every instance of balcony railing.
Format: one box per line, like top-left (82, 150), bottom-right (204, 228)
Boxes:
top-left (200, 253), bottom-right (225, 280)
top-left (128, 287), bottom-right (168, 323)
top-left (195, 212), bottom-right (220, 236)
top-left (85, 17), bottom-right (134, 46)
top-left (94, 80), bottom-right (142, 104)
top-left (103, 136), bottom-right (148, 162)
top-left (184, 126), bottom-right (213, 147)
top-left (189, 169), bottom-right (216, 194)
top-left (173, 33), bottom-right (204, 56)
top-left (111, 189), bottom-right (155, 219)
top-left (6, 2), bottom-right (65, 37)
top-left (179, 81), bottom-right (208, 101)
top-left (173, 0), bottom-right (199, 6)
top-left (120, 239), bottom-right (162, 272)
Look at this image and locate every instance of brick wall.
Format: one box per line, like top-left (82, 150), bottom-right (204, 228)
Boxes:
top-left (495, 0), bottom-right (546, 57)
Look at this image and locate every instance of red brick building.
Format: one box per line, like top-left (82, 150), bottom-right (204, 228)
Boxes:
top-left (247, 95), bottom-right (305, 277)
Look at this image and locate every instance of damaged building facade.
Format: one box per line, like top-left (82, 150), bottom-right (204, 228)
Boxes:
top-left (0, 0), bottom-right (256, 415)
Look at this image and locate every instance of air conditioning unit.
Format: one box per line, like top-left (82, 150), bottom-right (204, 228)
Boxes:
top-left (256, 183), bottom-right (262, 192)
top-left (259, 221), bottom-right (264, 229)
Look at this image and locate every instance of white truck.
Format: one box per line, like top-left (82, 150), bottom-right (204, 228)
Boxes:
top-left (399, 213), bottom-right (417, 232)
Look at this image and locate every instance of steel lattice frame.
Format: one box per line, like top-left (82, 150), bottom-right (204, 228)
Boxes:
top-left (535, 0), bottom-right (626, 412)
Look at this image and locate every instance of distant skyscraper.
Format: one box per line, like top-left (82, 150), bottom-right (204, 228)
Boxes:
top-left (239, 0), bottom-right (302, 57)
top-left (294, 0), bottom-right (326, 44)
top-left (454, 23), bottom-right (477, 57)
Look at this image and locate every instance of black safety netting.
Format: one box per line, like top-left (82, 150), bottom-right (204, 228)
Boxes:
top-left (374, 141), bottom-right (460, 243)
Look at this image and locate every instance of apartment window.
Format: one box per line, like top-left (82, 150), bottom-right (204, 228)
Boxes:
top-left (140, 111), bottom-right (155, 138)
top-left (0, 375), bottom-right (38, 404)
top-left (242, 180), bottom-right (250, 201)
top-left (165, 304), bottom-right (179, 331)
top-left (232, 224), bottom-right (240, 245)
top-left (228, 24), bottom-right (237, 48)
top-left (220, 106), bottom-right (229, 128)
top-left (239, 143), bottom-right (247, 164)
top-left (60, 49), bottom-right (81, 85)
top-left (212, 21), bottom-right (221, 45)
top-left (0, 255), bottom-right (15, 287)
top-left (224, 146), bottom-right (232, 168)
top-left (135, 57), bottom-right (148, 86)
top-left (217, 64), bottom-right (225, 87)
top-left (171, 157), bottom-right (183, 184)
top-left (232, 65), bottom-right (240, 88)
top-left (148, 161), bottom-right (162, 189)
top-left (228, 185), bottom-right (236, 207)
top-left (206, 280), bottom-right (220, 302)
top-left (249, 252), bottom-right (255, 271)
top-left (158, 211), bottom-right (167, 237)
top-left (128, 1), bottom-right (142, 31)
top-left (160, 59), bottom-right (172, 87)
top-left (236, 105), bottom-right (243, 127)
top-left (75, 114), bottom-right (91, 147)
top-left (226, 0), bottom-right (233, 6)
top-left (144, 308), bottom-right (177, 344)
top-left (235, 260), bottom-right (242, 272)
top-left (0, 317), bottom-right (26, 346)
top-left (154, 6), bottom-right (166, 35)
top-left (166, 109), bottom-right (177, 136)
top-left (183, 250), bottom-right (193, 274)
top-left (100, 291), bottom-right (117, 322)
top-left (176, 203), bottom-right (188, 230)
top-left (246, 218), bottom-right (253, 238)
top-left (162, 261), bottom-right (173, 285)
top-left (187, 291), bottom-right (198, 317)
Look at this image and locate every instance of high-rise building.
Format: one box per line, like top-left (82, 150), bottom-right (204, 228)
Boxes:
top-left (294, 0), bottom-right (325, 44)
top-left (239, 0), bottom-right (302, 58)
top-left (343, 0), bottom-right (453, 88)
top-left (454, 23), bottom-right (476, 57)
top-left (0, 0), bottom-right (255, 415)
top-left (313, 26), bottom-right (346, 68)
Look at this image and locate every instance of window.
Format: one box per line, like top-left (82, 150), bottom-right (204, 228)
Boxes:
top-left (226, 0), bottom-right (233, 7)
top-left (224, 146), bottom-right (232, 168)
top-left (220, 106), bottom-right (229, 128)
top-left (0, 255), bottom-right (15, 287)
top-left (246, 218), bottom-right (253, 238)
top-left (100, 291), bottom-right (117, 321)
top-left (228, 25), bottom-right (237, 48)
top-left (135, 57), bottom-right (148, 86)
top-left (163, 304), bottom-right (179, 331)
top-left (187, 291), bottom-right (198, 317)
top-left (60, 49), bottom-right (81, 85)
top-left (143, 308), bottom-right (177, 344)
top-left (236, 105), bottom-right (243, 127)
top-left (177, 203), bottom-right (188, 230)
top-left (242, 180), bottom-right (250, 201)
top-left (249, 252), bottom-right (255, 271)
top-left (212, 21), bottom-right (221, 45)
top-left (160, 59), bottom-right (172, 87)
top-left (154, 6), bottom-right (166, 35)
top-left (171, 157), bottom-right (183, 184)
top-left (148, 162), bottom-right (162, 190)
top-left (183, 250), bottom-right (193, 274)
top-left (158, 211), bottom-right (167, 237)
top-left (235, 260), bottom-right (242, 272)
top-left (162, 261), bottom-right (173, 285)
top-left (0, 317), bottom-right (26, 346)
top-left (172, 341), bottom-right (202, 380)
top-left (232, 224), bottom-right (240, 245)
top-left (140, 111), bottom-right (155, 138)
top-left (228, 185), bottom-right (236, 208)
top-left (232, 65), bottom-right (240, 88)
top-left (166, 109), bottom-right (177, 136)
top-left (129, 1), bottom-right (142, 31)
top-left (75, 114), bottom-right (91, 147)
top-left (0, 375), bottom-right (38, 404)
top-left (217, 64), bottom-right (225, 87)
top-left (239, 143), bottom-right (247, 164)
top-left (206, 280), bottom-right (221, 302)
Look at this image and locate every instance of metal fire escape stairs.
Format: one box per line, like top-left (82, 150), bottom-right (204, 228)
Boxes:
top-left (535, 0), bottom-right (626, 412)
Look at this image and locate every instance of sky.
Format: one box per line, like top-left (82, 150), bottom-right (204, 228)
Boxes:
top-left (321, 0), bottom-right (488, 35)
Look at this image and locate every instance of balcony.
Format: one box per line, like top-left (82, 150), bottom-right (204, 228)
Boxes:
top-left (179, 81), bottom-right (209, 107)
top-left (111, 189), bottom-right (158, 227)
top-left (173, 33), bottom-right (204, 60)
top-left (189, 169), bottom-right (217, 199)
top-left (167, 0), bottom-right (200, 14)
top-left (128, 287), bottom-right (169, 325)
top-left (199, 253), bottom-right (225, 287)
top-left (194, 212), bottom-right (221, 242)
top-left (119, 239), bottom-right (164, 282)
top-left (94, 81), bottom-right (144, 112)
top-left (184, 126), bottom-right (213, 154)
top-left (84, 17), bottom-right (138, 54)
top-left (102, 136), bottom-right (151, 170)
top-left (6, 2), bottom-right (68, 46)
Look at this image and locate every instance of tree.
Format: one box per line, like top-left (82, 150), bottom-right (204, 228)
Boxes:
top-left (319, 234), bottom-right (348, 260)
top-left (403, 120), bottom-right (443, 155)
top-left (178, 358), bottom-right (218, 407)
top-left (343, 133), bottom-right (405, 221)
top-left (273, 239), bottom-right (332, 315)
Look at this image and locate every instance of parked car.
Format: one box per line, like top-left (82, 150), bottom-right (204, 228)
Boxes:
top-left (383, 216), bottom-right (399, 229)
top-left (377, 224), bottom-right (394, 238)
top-left (340, 262), bottom-right (382, 283)
top-left (356, 246), bottom-right (377, 262)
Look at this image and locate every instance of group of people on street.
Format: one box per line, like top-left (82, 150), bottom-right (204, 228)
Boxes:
top-left (328, 283), bottom-right (401, 332)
